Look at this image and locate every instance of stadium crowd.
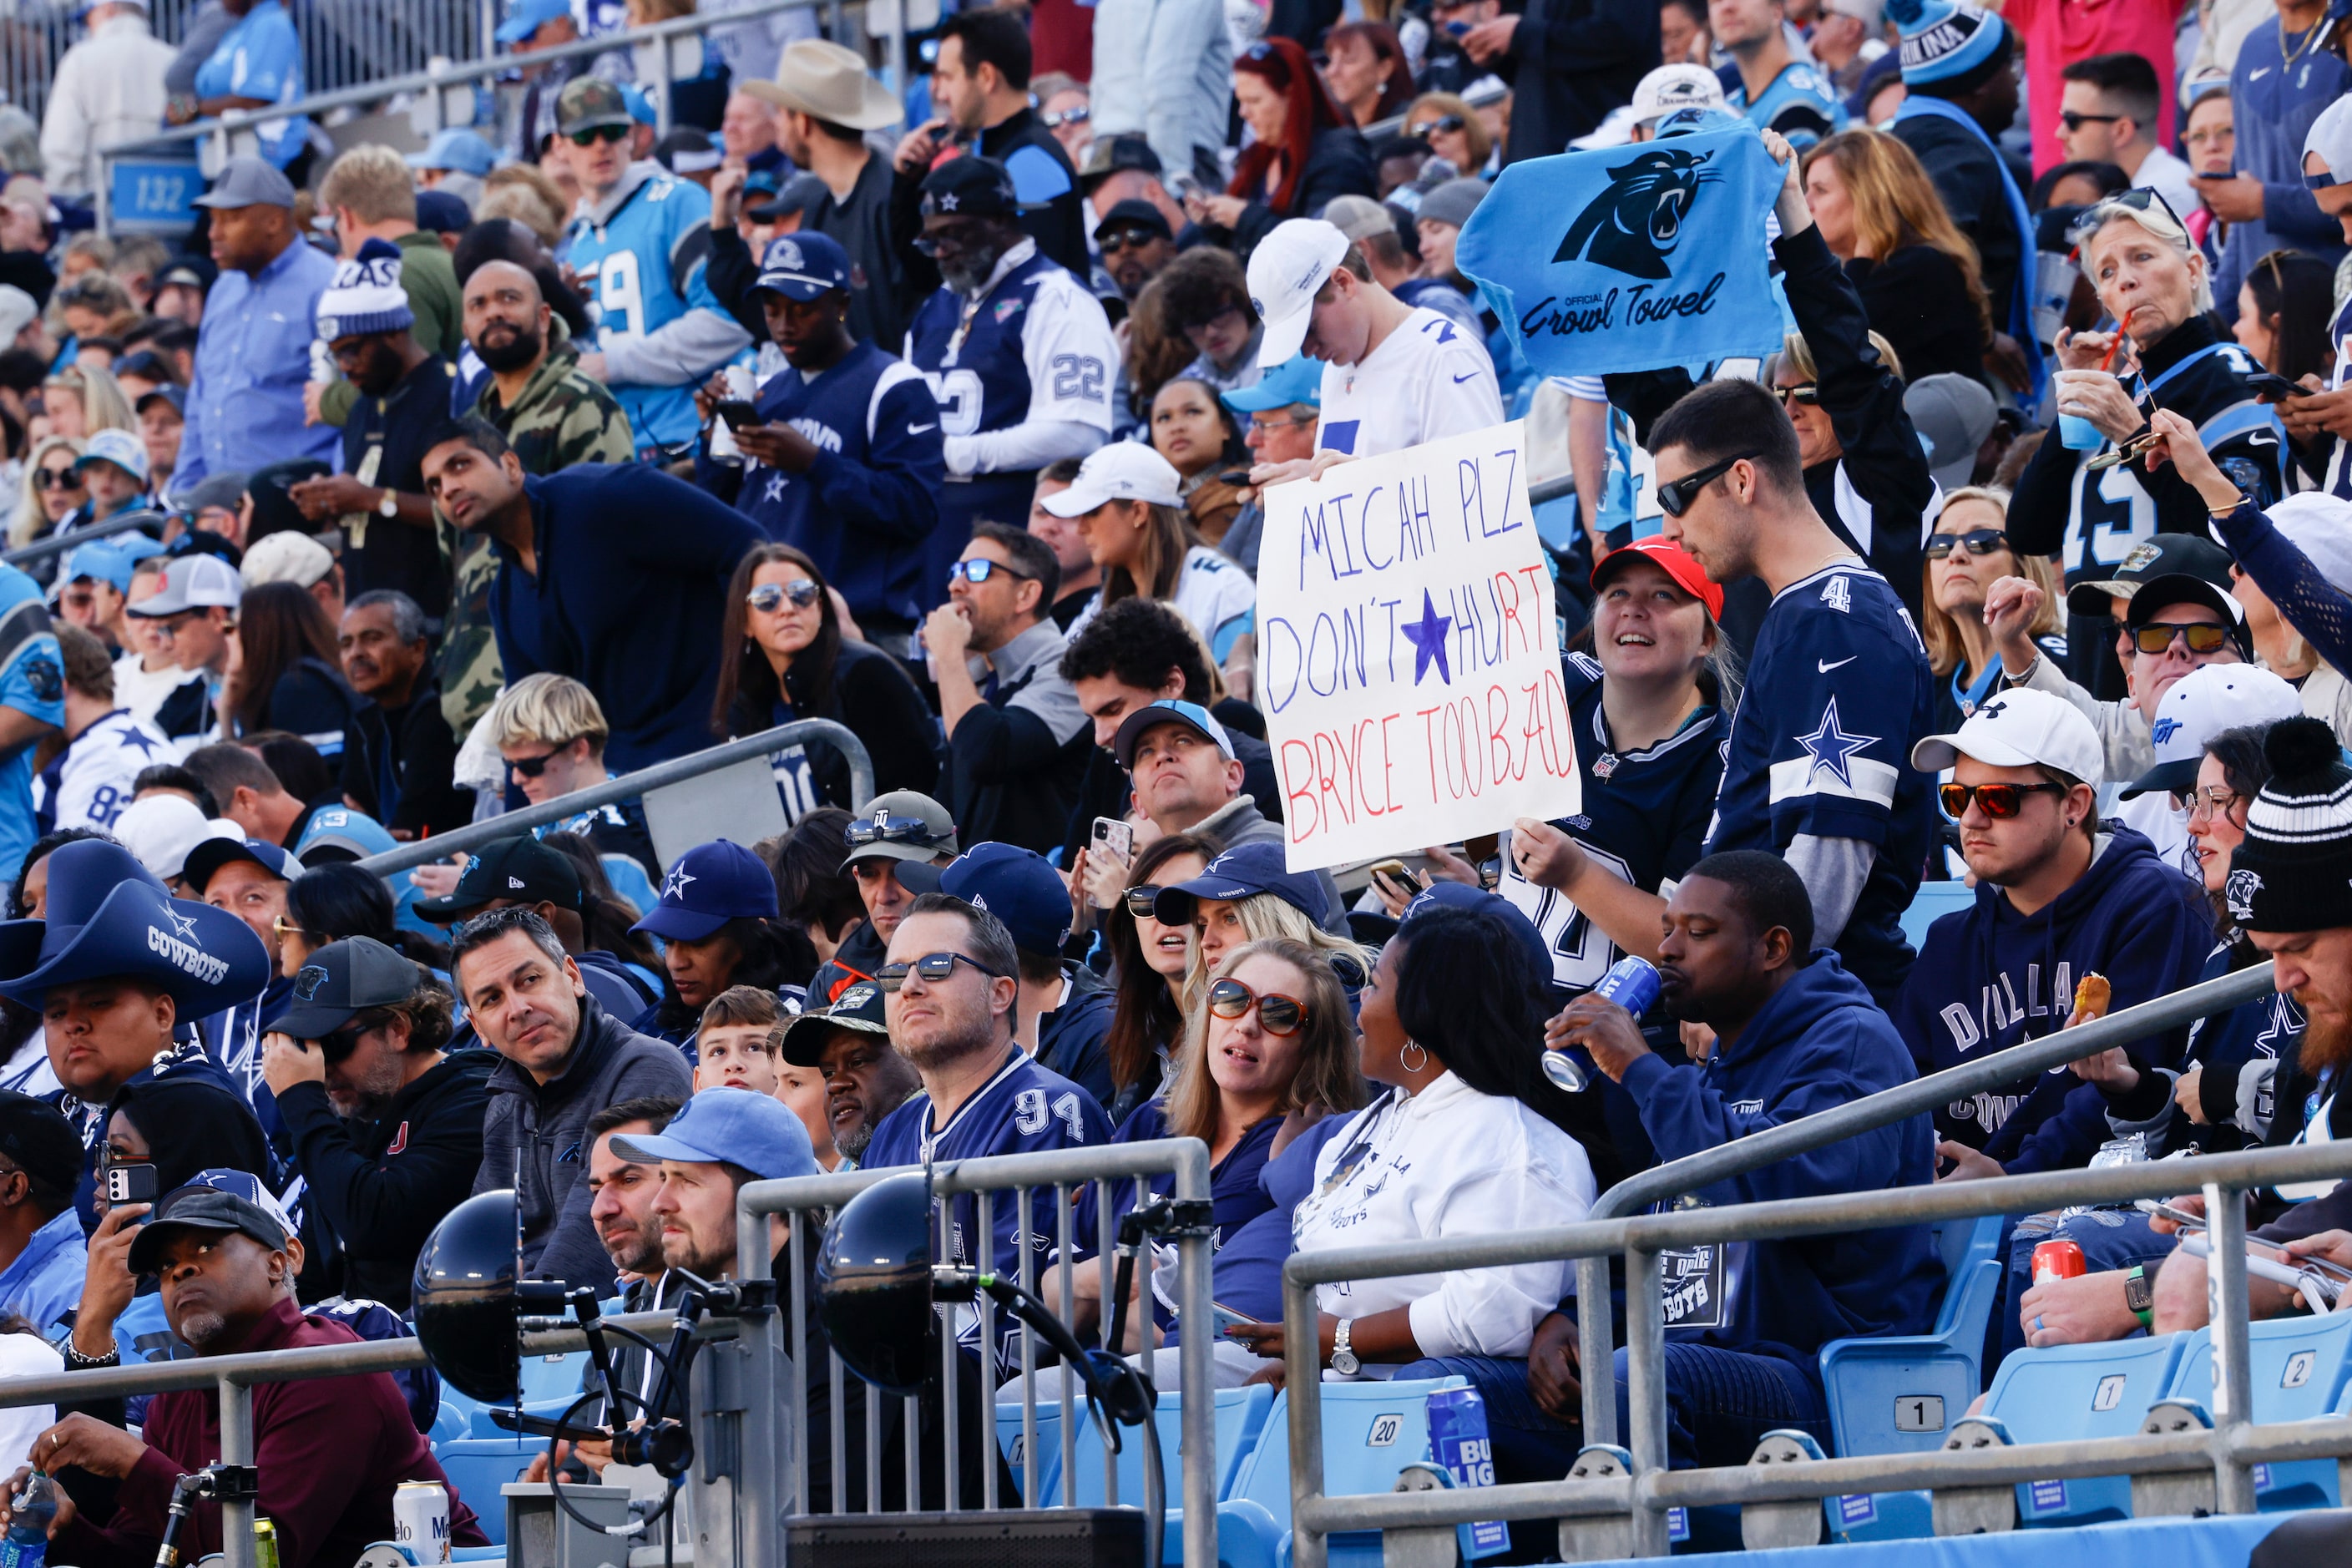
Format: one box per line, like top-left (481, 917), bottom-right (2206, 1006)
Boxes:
top-left (0, 0), bottom-right (2338, 1555)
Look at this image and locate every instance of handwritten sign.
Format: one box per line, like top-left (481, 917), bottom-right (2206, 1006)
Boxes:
top-left (1257, 421), bottom-right (1580, 873)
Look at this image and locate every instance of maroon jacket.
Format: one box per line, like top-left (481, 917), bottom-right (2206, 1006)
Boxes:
top-left (58, 1298), bottom-right (488, 1567)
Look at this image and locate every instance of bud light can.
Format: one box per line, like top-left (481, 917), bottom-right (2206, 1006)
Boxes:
top-left (1426, 1387), bottom-right (1508, 1555)
top-left (2032, 1240), bottom-right (2086, 1285)
top-left (1541, 957), bottom-right (1662, 1093)
top-left (392, 1481), bottom-right (451, 1564)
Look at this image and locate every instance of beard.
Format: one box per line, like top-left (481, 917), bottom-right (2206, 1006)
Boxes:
top-left (898, 1011), bottom-right (1000, 1074)
top-left (178, 1311), bottom-right (229, 1349)
top-left (939, 240), bottom-right (1009, 296)
top-left (661, 1227), bottom-right (735, 1280)
top-left (476, 320), bottom-right (544, 374)
top-left (2302, 1004), bottom-right (2352, 1077)
top-left (836, 1114), bottom-right (877, 1162)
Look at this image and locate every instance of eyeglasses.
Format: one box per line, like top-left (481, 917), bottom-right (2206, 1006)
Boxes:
top-left (35, 468), bottom-right (81, 489)
top-left (1925, 528), bottom-right (2012, 561)
top-left (948, 558), bottom-right (1033, 587)
top-left (1096, 225), bottom-right (1163, 253)
top-left (1656, 451), bottom-right (1761, 518)
top-left (877, 951), bottom-right (1007, 991)
top-left (1775, 383), bottom-right (1820, 407)
top-left (912, 222), bottom-right (988, 258)
top-left (569, 124), bottom-right (629, 146)
top-left (1249, 412), bottom-right (1316, 432)
top-left (1039, 104), bottom-right (1090, 130)
top-left (2131, 621), bottom-right (2233, 656)
top-left (1939, 781), bottom-right (2070, 819)
top-left (1206, 977), bottom-right (1309, 1036)
top-left (2059, 109), bottom-right (2126, 132)
top-left (747, 579), bottom-right (823, 614)
top-left (2176, 784), bottom-right (2243, 821)
top-left (506, 748), bottom-right (564, 778)
top-left (1122, 884), bottom-right (1166, 918)
top-left (844, 812), bottom-right (946, 848)
top-left (271, 914), bottom-right (323, 943)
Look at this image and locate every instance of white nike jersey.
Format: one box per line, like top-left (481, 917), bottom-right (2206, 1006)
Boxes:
top-left (1318, 306), bottom-right (1505, 461)
top-left (38, 707), bottom-right (171, 833)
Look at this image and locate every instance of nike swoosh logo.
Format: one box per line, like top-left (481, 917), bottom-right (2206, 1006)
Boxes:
top-left (1818, 656), bottom-right (1856, 673)
top-left (2251, 65), bottom-right (2273, 78)
top-left (1453, 372), bottom-right (1479, 383)
top-left (908, 423), bottom-right (936, 433)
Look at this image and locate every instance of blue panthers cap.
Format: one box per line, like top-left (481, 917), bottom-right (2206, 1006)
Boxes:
top-left (898, 842), bottom-right (1073, 955)
top-left (753, 231), bottom-right (852, 301)
top-left (494, 0), bottom-right (571, 44)
top-left (631, 839), bottom-right (780, 942)
top-left (1400, 880), bottom-right (1554, 983)
top-left (1652, 105), bottom-right (1743, 139)
top-left (1155, 841), bottom-right (1328, 926)
top-left (610, 1086), bottom-right (818, 1181)
top-left (1222, 354), bottom-right (1323, 414)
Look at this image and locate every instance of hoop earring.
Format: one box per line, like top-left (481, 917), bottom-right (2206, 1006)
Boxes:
top-left (1401, 1040), bottom-right (1427, 1073)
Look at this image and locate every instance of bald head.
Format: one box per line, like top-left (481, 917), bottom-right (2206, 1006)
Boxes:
top-left (465, 260), bottom-right (550, 376)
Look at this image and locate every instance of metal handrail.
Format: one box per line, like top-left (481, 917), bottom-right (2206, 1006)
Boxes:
top-left (1571, 959), bottom-right (2278, 1443)
top-left (3, 508), bottom-right (169, 568)
top-left (350, 716), bottom-right (873, 876)
top-left (1280, 1087), bottom-right (2344, 1564)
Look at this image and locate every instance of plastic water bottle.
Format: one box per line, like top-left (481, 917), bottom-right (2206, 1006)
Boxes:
top-left (1, 1470), bottom-right (57, 1568)
top-left (1542, 956), bottom-right (1662, 1092)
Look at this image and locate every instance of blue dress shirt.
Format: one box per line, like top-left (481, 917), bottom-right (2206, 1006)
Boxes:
top-left (0, 1207), bottom-right (87, 1341)
top-left (174, 235), bottom-right (340, 488)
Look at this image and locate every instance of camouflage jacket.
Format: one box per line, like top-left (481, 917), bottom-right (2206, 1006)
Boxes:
top-left (437, 342), bottom-right (636, 738)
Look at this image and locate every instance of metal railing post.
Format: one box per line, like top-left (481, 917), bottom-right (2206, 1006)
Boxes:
top-left (218, 1376), bottom-right (258, 1568)
top-left (1173, 1138), bottom-right (1216, 1568)
top-left (1284, 1257), bottom-right (1328, 1568)
top-left (652, 33), bottom-right (675, 137)
top-left (1622, 1248), bottom-right (1670, 1557)
top-left (2207, 1179), bottom-right (2258, 1514)
top-left (1576, 1254), bottom-right (1615, 1445)
top-left (735, 1193), bottom-right (786, 1559)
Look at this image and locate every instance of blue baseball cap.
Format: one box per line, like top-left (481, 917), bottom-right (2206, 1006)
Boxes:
top-left (291, 806), bottom-right (397, 863)
top-left (1400, 881), bottom-right (1553, 983)
top-left (181, 837), bottom-right (304, 898)
top-left (0, 838), bottom-right (270, 1013)
top-left (494, 0), bottom-right (571, 44)
top-left (621, 84), bottom-right (657, 126)
top-left (408, 128), bottom-right (499, 177)
top-left (1111, 699), bottom-right (1236, 769)
top-left (631, 840), bottom-right (780, 942)
top-left (58, 533), bottom-right (164, 594)
top-left (1154, 841), bottom-right (1328, 926)
top-left (609, 1086), bottom-right (818, 1181)
top-left (1222, 355), bottom-right (1323, 415)
top-left (753, 232), bottom-right (852, 301)
top-left (898, 842), bottom-right (1072, 955)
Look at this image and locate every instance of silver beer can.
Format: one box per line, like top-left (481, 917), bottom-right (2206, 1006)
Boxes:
top-left (392, 1481), bottom-right (450, 1565)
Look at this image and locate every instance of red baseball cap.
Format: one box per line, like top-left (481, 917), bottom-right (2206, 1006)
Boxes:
top-left (1590, 537), bottom-right (1725, 620)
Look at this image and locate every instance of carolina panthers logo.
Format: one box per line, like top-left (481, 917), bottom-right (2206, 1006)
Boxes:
top-left (1554, 148), bottom-right (1719, 281)
top-left (2226, 867), bottom-right (2263, 923)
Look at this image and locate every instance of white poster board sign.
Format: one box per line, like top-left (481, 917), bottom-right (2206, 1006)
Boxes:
top-left (1257, 420), bottom-right (1581, 873)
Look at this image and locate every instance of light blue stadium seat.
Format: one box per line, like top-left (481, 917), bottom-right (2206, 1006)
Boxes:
top-left (1001, 1384), bottom-right (1283, 1563)
top-left (518, 1348), bottom-right (589, 1406)
top-left (2164, 1313), bottom-right (2352, 1510)
top-left (1820, 1215), bottom-right (2006, 1541)
top-left (435, 1433), bottom-right (540, 1548)
top-left (1899, 879), bottom-right (1977, 952)
top-left (1983, 1333), bottom-right (2189, 1527)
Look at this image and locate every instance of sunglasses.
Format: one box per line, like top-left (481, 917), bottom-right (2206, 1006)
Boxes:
top-left (1925, 529), bottom-right (2011, 561)
top-left (271, 914), bottom-right (323, 943)
top-left (876, 950), bottom-right (1007, 991)
top-left (747, 579), bottom-right (823, 614)
top-left (844, 812), bottom-right (945, 847)
top-left (912, 222), bottom-right (989, 258)
top-left (1123, 884), bottom-right (1166, 918)
top-left (1039, 104), bottom-right (1090, 129)
top-left (2176, 784), bottom-right (2243, 820)
top-left (1097, 225), bottom-right (1163, 253)
top-left (569, 124), bottom-right (630, 146)
top-left (317, 1014), bottom-right (384, 1061)
top-left (506, 748), bottom-right (564, 778)
top-left (1422, 114), bottom-right (1468, 135)
top-left (948, 558), bottom-right (1032, 587)
top-left (2131, 621), bottom-right (2232, 656)
top-left (2059, 109), bottom-right (2125, 132)
top-left (1656, 451), bottom-right (1761, 518)
top-left (1775, 383), bottom-right (1820, 407)
top-left (2067, 185), bottom-right (2185, 247)
top-left (1940, 781), bottom-right (2069, 818)
top-left (35, 468), bottom-right (81, 489)
top-left (1206, 977), bottom-right (1309, 1036)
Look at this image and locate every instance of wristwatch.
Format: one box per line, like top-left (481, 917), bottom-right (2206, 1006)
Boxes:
top-left (377, 487), bottom-right (398, 519)
top-left (1330, 1318), bottom-right (1360, 1376)
top-left (2124, 1265), bottom-right (2154, 1327)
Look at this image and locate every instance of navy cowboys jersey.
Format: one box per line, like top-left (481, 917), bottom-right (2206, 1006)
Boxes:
top-left (1500, 653), bottom-right (1727, 992)
top-left (1705, 563), bottom-right (1935, 996)
top-left (904, 241), bottom-right (1115, 609)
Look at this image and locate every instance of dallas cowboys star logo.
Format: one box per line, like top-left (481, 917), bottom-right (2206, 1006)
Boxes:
top-left (1798, 697), bottom-right (1874, 788)
top-left (163, 908), bottom-right (200, 940)
top-left (938, 192), bottom-right (959, 211)
top-left (762, 474), bottom-right (789, 504)
top-left (117, 726), bottom-right (159, 757)
top-left (1399, 589), bottom-right (1454, 686)
top-left (661, 866), bottom-right (697, 902)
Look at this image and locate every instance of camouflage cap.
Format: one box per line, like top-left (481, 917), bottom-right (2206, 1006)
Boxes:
top-left (558, 78), bottom-right (634, 136)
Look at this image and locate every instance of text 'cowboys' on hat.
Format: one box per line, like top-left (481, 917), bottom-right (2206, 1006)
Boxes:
top-left (0, 839), bottom-right (268, 1013)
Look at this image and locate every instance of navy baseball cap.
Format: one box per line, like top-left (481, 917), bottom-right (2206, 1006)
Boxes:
top-left (631, 840), bottom-right (780, 942)
top-left (413, 835), bottom-right (585, 923)
top-left (127, 1184), bottom-right (291, 1273)
top-left (181, 837), bottom-right (301, 897)
top-left (753, 232), bottom-right (852, 301)
top-left (898, 842), bottom-right (1073, 955)
top-left (1400, 881), bottom-right (1553, 982)
top-left (920, 155), bottom-right (1020, 220)
top-left (1155, 841), bottom-right (1328, 926)
top-left (609, 1086), bottom-right (818, 1181)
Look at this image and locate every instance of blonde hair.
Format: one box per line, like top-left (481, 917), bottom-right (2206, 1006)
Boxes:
top-left (13, 434), bottom-right (81, 549)
top-left (43, 365), bottom-right (134, 437)
top-left (1163, 938), bottom-right (1365, 1144)
top-left (487, 672), bottom-right (610, 753)
top-left (1178, 893), bottom-right (1364, 1013)
top-left (1918, 487), bottom-right (2063, 677)
top-left (1773, 326), bottom-right (1904, 385)
top-left (319, 144), bottom-right (420, 225)
top-left (1404, 92), bottom-right (1493, 169)
top-left (479, 165), bottom-right (569, 245)
top-left (1801, 129), bottom-right (1993, 346)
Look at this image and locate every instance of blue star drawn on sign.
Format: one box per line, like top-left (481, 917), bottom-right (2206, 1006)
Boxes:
top-left (1400, 589), bottom-right (1453, 686)
top-left (116, 726), bottom-right (159, 757)
top-left (1798, 697), bottom-right (1874, 788)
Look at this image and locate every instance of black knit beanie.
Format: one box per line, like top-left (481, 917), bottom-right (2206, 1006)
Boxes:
top-left (2228, 717), bottom-right (2352, 933)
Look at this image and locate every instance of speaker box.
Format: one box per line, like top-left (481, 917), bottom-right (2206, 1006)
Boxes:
top-left (785, 1508), bottom-right (1146, 1567)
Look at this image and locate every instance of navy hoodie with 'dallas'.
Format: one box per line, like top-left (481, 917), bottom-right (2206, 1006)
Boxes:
top-left (1618, 950), bottom-right (1942, 1377)
top-left (1892, 824), bottom-right (2213, 1176)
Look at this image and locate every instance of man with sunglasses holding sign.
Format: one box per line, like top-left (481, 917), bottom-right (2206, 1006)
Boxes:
top-left (262, 936), bottom-right (490, 1308)
top-left (1894, 689), bottom-right (2212, 1183)
top-left (1652, 378), bottom-right (1937, 1008)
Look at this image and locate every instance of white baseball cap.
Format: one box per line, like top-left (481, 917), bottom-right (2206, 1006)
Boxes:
top-left (1823, 0), bottom-right (1884, 28)
top-left (114, 796), bottom-right (240, 882)
top-left (1910, 687), bottom-right (2104, 784)
top-left (240, 529), bottom-right (336, 589)
top-left (126, 554), bottom-right (244, 618)
top-left (2305, 94), bottom-right (2352, 187)
top-left (1246, 217), bottom-right (1350, 369)
top-left (1039, 441), bottom-right (1185, 517)
top-left (2264, 493), bottom-right (2352, 593)
top-left (2120, 664), bottom-right (2303, 798)
top-left (1631, 63), bottom-right (1727, 128)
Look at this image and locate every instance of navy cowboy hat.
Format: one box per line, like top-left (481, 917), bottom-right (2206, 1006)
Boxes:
top-left (0, 840), bottom-right (268, 1014)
